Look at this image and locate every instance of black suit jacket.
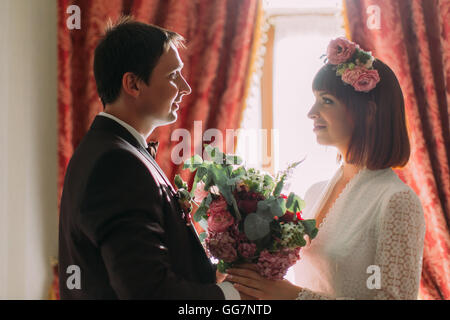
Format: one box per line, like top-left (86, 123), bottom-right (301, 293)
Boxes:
top-left (58, 116), bottom-right (224, 299)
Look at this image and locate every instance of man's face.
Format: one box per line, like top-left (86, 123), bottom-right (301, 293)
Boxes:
top-left (138, 43), bottom-right (191, 125)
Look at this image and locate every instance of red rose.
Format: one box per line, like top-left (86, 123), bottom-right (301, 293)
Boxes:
top-left (237, 199), bottom-right (258, 215)
top-left (280, 210), bottom-right (295, 223)
top-left (279, 210), bottom-right (303, 223)
top-left (235, 191), bottom-right (265, 215)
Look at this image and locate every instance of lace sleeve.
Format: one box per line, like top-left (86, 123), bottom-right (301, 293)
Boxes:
top-left (296, 190), bottom-right (425, 300)
top-left (372, 190), bottom-right (425, 299)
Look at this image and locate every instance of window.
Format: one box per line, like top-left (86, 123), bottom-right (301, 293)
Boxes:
top-left (238, 0), bottom-right (345, 197)
top-left (237, 0), bottom-right (345, 283)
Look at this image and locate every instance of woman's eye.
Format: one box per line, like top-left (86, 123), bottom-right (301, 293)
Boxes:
top-left (323, 98), bottom-right (333, 104)
top-left (169, 73), bottom-right (178, 80)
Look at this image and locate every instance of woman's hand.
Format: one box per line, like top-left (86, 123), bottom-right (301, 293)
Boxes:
top-left (227, 266), bottom-right (303, 300)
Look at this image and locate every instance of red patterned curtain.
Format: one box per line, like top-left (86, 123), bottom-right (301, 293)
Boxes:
top-left (58, 0), bottom-right (261, 200)
top-left (344, 0), bottom-right (450, 299)
top-left (55, 0), bottom-right (261, 299)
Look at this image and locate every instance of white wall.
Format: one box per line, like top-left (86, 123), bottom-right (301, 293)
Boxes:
top-left (0, 0), bottom-right (58, 299)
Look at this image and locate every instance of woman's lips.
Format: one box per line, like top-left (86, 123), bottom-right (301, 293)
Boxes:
top-left (313, 124), bottom-right (327, 131)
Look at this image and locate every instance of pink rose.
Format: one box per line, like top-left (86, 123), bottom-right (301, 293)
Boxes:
top-left (193, 181), bottom-right (209, 202)
top-left (341, 66), bottom-right (367, 85)
top-left (327, 37), bottom-right (357, 65)
top-left (342, 66), bottom-right (380, 92)
top-left (207, 197), bottom-right (235, 233)
top-left (353, 69), bottom-right (380, 92)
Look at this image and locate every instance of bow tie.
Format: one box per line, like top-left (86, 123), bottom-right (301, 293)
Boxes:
top-left (146, 141), bottom-right (159, 159)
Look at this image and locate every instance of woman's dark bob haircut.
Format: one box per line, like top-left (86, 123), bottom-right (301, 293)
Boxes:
top-left (312, 59), bottom-right (410, 169)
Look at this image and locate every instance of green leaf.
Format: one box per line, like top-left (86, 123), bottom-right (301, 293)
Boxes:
top-left (193, 194), bottom-right (213, 222)
top-left (178, 189), bottom-right (191, 200)
top-left (225, 154), bottom-right (243, 166)
top-left (275, 198), bottom-right (287, 216)
top-left (231, 166), bottom-right (246, 179)
top-left (301, 219), bottom-right (319, 239)
top-left (183, 154), bottom-right (203, 171)
top-left (190, 166), bottom-right (208, 197)
top-left (198, 232), bottom-right (207, 243)
top-left (174, 174), bottom-right (185, 189)
top-left (286, 193), bottom-right (305, 213)
top-left (217, 260), bottom-right (233, 273)
top-left (193, 205), bottom-right (208, 222)
top-left (273, 176), bottom-right (285, 197)
top-left (204, 144), bottom-right (224, 164)
top-left (244, 213), bottom-right (271, 241)
top-left (286, 192), bottom-right (295, 209)
top-left (203, 173), bottom-right (215, 191)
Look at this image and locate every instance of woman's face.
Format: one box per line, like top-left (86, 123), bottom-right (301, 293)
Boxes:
top-left (308, 90), bottom-right (354, 154)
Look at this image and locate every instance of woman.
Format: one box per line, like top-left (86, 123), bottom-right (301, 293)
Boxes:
top-left (227, 38), bottom-right (426, 300)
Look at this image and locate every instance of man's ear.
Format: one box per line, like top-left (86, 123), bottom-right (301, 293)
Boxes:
top-left (121, 72), bottom-right (140, 98)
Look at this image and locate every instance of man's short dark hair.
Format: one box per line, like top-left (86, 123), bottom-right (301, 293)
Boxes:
top-left (93, 16), bottom-right (184, 106)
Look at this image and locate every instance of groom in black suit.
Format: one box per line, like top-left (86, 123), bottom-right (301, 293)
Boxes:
top-left (58, 17), bottom-right (239, 299)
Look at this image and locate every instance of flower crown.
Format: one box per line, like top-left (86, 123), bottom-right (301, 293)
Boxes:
top-left (324, 37), bottom-right (380, 92)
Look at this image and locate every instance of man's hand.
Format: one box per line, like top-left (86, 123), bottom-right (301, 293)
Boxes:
top-left (216, 269), bottom-right (227, 284)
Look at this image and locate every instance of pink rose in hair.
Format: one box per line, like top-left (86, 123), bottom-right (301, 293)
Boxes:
top-left (327, 37), bottom-right (357, 65)
top-left (207, 197), bottom-right (235, 233)
top-left (341, 66), bottom-right (367, 85)
top-left (342, 66), bottom-right (380, 92)
top-left (354, 69), bottom-right (380, 92)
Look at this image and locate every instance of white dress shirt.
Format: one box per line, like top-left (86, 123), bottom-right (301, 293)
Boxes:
top-left (97, 112), bottom-right (240, 300)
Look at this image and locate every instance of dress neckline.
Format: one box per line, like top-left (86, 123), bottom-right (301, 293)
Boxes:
top-left (313, 166), bottom-right (367, 229)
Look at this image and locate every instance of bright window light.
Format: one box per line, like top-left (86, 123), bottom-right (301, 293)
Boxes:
top-left (237, 4), bottom-right (345, 284)
top-left (273, 12), bottom-right (345, 198)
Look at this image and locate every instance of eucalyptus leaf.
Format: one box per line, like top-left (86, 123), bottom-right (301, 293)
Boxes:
top-left (244, 213), bottom-right (271, 241)
top-left (286, 192), bottom-right (295, 210)
top-left (198, 232), bottom-right (207, 242)
top-left (194, 205), bottom-right (207, 222)
top-left (198, 219), bottom-right (209, 232)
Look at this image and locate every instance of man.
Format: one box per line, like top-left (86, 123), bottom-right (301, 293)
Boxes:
top-left (58, 17), bottom-right (240, 299)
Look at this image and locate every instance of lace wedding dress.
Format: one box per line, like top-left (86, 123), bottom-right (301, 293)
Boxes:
top-left (293, 166), bottom-right (426, 299)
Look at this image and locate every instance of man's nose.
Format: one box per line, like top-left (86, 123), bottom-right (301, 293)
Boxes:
top-left (180, 75), bottom-right (192, 96)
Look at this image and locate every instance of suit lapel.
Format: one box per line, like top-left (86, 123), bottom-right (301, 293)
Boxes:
top-left (91, 116), bottom-right (208, 256)
top-left (137, 147), bottom-right (176, 194)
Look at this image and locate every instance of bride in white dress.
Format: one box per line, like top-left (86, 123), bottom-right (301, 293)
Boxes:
top-left (227, 38), bottom-right (426, 300)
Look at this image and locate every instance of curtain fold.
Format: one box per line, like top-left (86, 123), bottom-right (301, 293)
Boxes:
top-left (55, 0), bottom-right (261, 299)
top-left (344, 0), bottom-right (450, 300)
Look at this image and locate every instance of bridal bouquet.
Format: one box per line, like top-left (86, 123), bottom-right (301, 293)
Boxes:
top-left (174, 145), bottom-right (318, 280)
